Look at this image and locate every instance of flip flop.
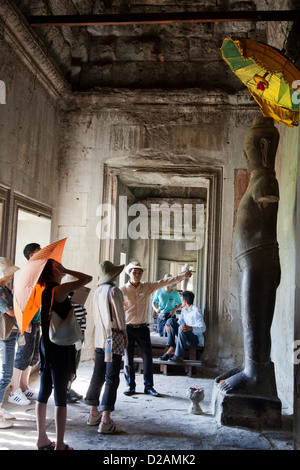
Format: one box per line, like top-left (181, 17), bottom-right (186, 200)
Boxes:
top-left (160, 353), bottom-right (172, 361)
top-left (63, 444), bottom-right (74, 450)
top-left (38, 441), bottom-right (55, 450)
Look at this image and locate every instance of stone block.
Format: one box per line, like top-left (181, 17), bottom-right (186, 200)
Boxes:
top-left (212, 383), bottom-right (282, 430)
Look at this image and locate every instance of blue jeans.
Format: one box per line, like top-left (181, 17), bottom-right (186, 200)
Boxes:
top-left (165, 319), bottom-right (201, 356)
top-left (157, 316), bottom-right (166, 337)
top-left (175, 327), bottom-right (200, 358)
top-left (157, 314), bottom-right (178, 338)
top-left (165, 317), bottom-right (179, 348)
top-left (85, 348), bottom-right (122, 411)
top-left (0, 331), bottom-right (18, 403)
top-left (14, 322), bottom-right (40, 370)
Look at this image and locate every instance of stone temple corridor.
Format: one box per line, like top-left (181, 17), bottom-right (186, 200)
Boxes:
top-left (0, 0), bottom-right (300, 454)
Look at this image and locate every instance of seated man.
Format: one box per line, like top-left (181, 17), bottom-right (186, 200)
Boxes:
top-left (163, 291), bottom-right (206, 362)
top-left (152, 274), bottom-right (181, 339)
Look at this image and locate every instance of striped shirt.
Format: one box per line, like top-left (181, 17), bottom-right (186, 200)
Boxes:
top-left (72, 303), bottom-right (88, 331)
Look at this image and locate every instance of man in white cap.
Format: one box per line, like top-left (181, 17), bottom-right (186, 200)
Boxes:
top-left (121, 261), bottom-right (192, 397)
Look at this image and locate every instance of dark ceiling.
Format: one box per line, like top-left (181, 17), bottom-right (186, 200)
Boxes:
top-left (10, 0), bottom-right (300, 93)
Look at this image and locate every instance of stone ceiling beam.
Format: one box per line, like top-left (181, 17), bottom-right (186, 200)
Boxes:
top-left (26, 10), bottom-right (298, 27)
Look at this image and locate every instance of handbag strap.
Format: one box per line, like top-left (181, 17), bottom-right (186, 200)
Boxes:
top-left (108, 285), bottom-right (114, 323)
top-left (45, 283), bottom-right (58, 319)
top-left (107, 285), bottom-right (124, 336)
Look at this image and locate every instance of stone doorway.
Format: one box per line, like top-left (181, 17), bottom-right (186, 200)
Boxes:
top-left (99, 164), bottom-right (223, 363)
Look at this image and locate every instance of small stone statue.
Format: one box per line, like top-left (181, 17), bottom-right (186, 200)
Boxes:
top-left (216, 117), bottom-right (281, 400)
top-left (187, 387), bottom-right (205, 414)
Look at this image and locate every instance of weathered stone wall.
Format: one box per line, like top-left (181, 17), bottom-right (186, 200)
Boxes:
top-left (272, 124), bottom-right (299, 412)
top-left (0, 24), bottom-right (61, 257)
top-left (0, 42), bottom-right (60, 206)
top-left (294, 124), bottom-right (300, 448)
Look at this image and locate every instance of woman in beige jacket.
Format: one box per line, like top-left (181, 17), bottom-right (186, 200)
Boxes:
top-left (85, 261), bottom-right (128, 434)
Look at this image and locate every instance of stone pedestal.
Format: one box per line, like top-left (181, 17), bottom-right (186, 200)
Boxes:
top-left (212, 384), bottom-right (282, 430)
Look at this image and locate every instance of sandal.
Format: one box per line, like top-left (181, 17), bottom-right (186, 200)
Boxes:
top-left (160, 353), bottom-right (173, 361)
top-left (38, 441), bottom-right (55, 450)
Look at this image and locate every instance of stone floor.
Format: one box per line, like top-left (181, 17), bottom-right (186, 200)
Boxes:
top-left (0, 361), bottom-right (294, 453)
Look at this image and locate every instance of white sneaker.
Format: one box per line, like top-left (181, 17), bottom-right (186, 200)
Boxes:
top-left (8, 388), bottom-right (31, 405)
top-left (23, 388), bottom-right (38, 400)
top-left (0, 412), bottom-right (14, 429)
top-left (87, 412), bottom-right (102, 426)
top-left (98, 419), bottom-right (122, 434)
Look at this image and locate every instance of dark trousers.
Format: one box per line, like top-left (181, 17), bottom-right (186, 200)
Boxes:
top-left (166, 317), bottom-right (179, 348)
top-left (124, 325), bottom-right (153, 391)
top-left (37, 367), bottom-right (70, 407)
top-left (85, 348), bottom-right (122, 411)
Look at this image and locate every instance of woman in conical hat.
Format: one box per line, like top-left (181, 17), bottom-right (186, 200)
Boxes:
top-left (85, 260), bottom-right (128, 434)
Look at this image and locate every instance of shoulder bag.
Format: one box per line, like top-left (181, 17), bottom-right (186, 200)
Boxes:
top-left (107, 285), bottom-right (125, 356)
top-left (49, 290), bottom-right (83, 346)
top-left (0, 313), bottom-right (15, 340)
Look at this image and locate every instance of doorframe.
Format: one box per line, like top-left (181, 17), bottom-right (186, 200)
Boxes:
top-left (9, 194), bottom-right (52, 262)
top-left (0, 185), bottom-right (11, 257)
top-left (101, 163), bottom-right (223, 362)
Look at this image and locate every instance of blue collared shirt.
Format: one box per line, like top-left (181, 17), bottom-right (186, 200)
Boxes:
top-left (152, 288), bottom-right (181, 315)
top-left (179, 304), bottom-right (206, 346)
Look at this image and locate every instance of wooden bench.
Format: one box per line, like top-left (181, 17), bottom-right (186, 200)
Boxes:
top-left (132, 332), bottom-right (203, 376)
top-left (134, 356), bottom-right (202, 377)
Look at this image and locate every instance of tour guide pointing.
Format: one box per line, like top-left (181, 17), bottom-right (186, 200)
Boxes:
top-left (121, 261), bottom-right (193, 397)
